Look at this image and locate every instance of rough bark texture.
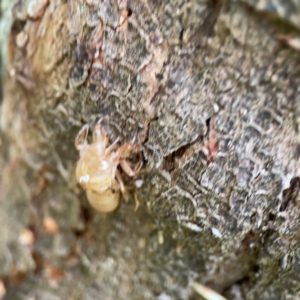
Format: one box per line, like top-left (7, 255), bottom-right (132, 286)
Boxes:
top-left (1, 0), bottom-right (300, 299)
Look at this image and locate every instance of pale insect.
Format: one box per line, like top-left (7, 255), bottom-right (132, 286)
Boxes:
top-left (75, 117), bottom-right (142, 212)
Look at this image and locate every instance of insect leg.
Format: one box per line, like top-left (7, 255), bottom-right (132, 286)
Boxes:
top-left (119, 159), bottom-right (143, 177)
top-left (75, 124), bottom-right (89, 150)
top-left (96, 115), bottom-right (109, 125)
top-left (115, 170), bottom-right (129, 201)
top-left (106, 137), bottom-right (120, 154)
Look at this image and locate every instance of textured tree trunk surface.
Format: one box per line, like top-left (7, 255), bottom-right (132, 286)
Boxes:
top-left (1, 0), bottom-right (300, 299)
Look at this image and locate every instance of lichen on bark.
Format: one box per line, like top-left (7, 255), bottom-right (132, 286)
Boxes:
top-left (1, 0), bottom-right (300, 299)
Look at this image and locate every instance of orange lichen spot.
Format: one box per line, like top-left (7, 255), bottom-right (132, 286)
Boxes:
top-left (205, 140), bottom-right (218, 164)
top-left (19, 228), bottom-right (34, 246)
top-left (0, 281), bottom-right (6, 299)
top-left (44, 264), bottom-right (64, 284)
top-left (43, 217), bottom-right (58, 234)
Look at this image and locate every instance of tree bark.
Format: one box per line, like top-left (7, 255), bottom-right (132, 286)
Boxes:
top-left (1, 0), bottom-right (300, 299)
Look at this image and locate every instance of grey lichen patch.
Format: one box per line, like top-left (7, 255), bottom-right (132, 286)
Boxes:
top-left (0, 159), bottom-right (35, 278)
top-left (97, 0), bottom-right (120, 28)
top-left (69, 45), bottom-right (93, 88)
top-left (144, 52), bottom-right (218, 167)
